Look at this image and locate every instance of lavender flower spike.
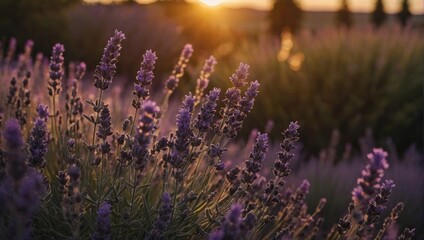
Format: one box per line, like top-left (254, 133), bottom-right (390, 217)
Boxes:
top-left (97, 106), bottom-right (112, 140)
top-left (4, 119), bottom-right (26, 181)
top-left (75, 62), bottom-right (87, 81)
top-left (146, 192), bottom-right (173, 240)
top-left (133, 101), bottom-right (160, 171)
top-left (133, 50), bottom-right (157, 102)
top-left (28, 117), bottom-right (48, 169)
top-left (239, 80), bottom-right (260, 115)
top-left (230, 63), bottom-right (249, 88)
top-left (93, 30), bottom-right (126, 90)
top-left (352, 148), bottom-right (389, 211)
top-left (273, 121), bottom-right (300, 178)
top-left (166, 44), bottom-right (194, 91)
top-left (242, 132), bottom-right (269, 184)
top-left (195, 56), bottom-right (217, 102)
top-left (48, 43), bottom-right (65, 96)
top-left (209, 204), bottom-right (243, 240)
top-left (195, 88), bottom-right (220, 132)
top-left (36, 104), bottom-right (49, 120)
top-left (92, 202), bottom-right (112, 240)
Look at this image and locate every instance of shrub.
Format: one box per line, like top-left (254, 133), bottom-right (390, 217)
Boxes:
top-left (0, 31), bottom-right (417, 239)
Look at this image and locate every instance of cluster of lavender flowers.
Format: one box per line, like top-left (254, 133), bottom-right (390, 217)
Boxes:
top-left (0, 31), bottom-right (416, 240)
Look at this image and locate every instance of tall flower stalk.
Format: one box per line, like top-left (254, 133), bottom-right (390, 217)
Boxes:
top-left (47, 43), bottom-right (65, 142)
top-left (85, 30), bottom-right (125, 146)
top-left (131, 50), bottom-right (157, 135)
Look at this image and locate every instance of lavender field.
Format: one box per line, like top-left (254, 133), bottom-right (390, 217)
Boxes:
top-left (0, 0), bottom-right (423, 239)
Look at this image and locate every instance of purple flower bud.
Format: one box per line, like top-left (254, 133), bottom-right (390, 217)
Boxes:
top-left (92, 202), bottom-right (112, 240)
top-left (28, 118), bottom-right (48, 169)
top-left (239, 80), bottom-right (260, 115)
top-left (175, 108), bottom-right (192, 154)
top-left (133, 50), bottom-right (157, 101)
top-left (215, 162), bottom-right (225, 170)
top-left (182, 93), bottom-right (195, 113)
top-left (195, 88), bottom-right (220, 132)
top-left (146, 192), bottom-right (173, 240)
top-left (134, 101), bottom-right (160, 171)
top-left (75, 62), bottom-right (86, 81)
top-left (97, 106), bottom-right (112, 141)
top-left (4, 119), bottom-right (23, 150)
top-left (165, 44), bottom-right (194, 92)
top-left (196, 56), bottom-right (217, 101)
top-left (210, 204), bottom-right (244, 239)
top-left (93, 30), bottom-right (125, 90)
top-left (273, 122), bottom-right (300, 178)
top-left (36, 104), bottom-right (49, 120)
top-left (242, 133), bottom-right (269, 184)
top-left (230, 63), bottom-right (249, 88)
top-left (352, 148), bottom-right (389, 211)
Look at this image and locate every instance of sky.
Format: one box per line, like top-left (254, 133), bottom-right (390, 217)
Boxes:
top-left (84, 0), bottom-right (424, 14)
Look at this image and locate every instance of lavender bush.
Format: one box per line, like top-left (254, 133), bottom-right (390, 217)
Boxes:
top-left (0, 30), bottom-right (418, 239)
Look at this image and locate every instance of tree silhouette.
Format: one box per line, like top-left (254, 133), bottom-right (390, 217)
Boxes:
top-left (269, 0), bottom-right (303, 36)
top-left (371, 0), bottom-right (387, 28)
top-left (397, 0), bottom-right (412, 27)
top-left (336, 0), bottom-right (353, 29)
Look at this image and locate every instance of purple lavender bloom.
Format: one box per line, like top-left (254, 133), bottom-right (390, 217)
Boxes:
top-left (146, 192), bottom-right (173, 240)
top-left (195, 56), bottom-right (217, 101)
top-left (133, 50), bottom-right (157, 100)
top-left (230, 63), bottom-right (249, 88)
top-left (366, 180), bottom-right (395, 224)
top-left (175, 108), bottom-right (192, 154)
top-left (209, 230), bottom-right (224, 240)
top-left (182, 93), bottom-right (195, 114)
top-left (28, 118), bottom-right (48, 169)
top-left (134, 101), bottom-right (160, 171)
top-left (195, 88), bottom-right (220, 132)
top-left (75, 62), bottom-right (87, 81)
top-left (3, 119), bottom-right (26, 181)
top-left (4, 119), bottom-right (23, 150)
top-left (209, 204), bottom-right (243, 240)
top-left (207, 144), bottom-right (227, 159)
top-left (242, 133), bottom-right (269, 184)
top-left (48, 43), bottom-right (65, 96)
top-left (273, 121), bottom-right (300, 178)
top-left (36, 104), bottom-right (49, 120)
top-left (93, 30), bottom-right (126, 90)
top-left (165, 44), bottom-right (193, 91)
top-left (8, 170), bottom-right (46, 239)
top-left (352, 148), bottom-right (389, 211)
top-left (97, 106), bottom-right (112, 141)
top-left (14, 170), bottom-right (46, 213)
top-left (239, 80), bottom-right (260, 115)
top-left (135, 101), bottom-right (160, 149)
top-left (92, 202), bottom-right (112, 240)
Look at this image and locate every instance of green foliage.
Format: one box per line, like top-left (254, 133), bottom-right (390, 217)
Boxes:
top-left (212, 29), bottom-right (424, 154)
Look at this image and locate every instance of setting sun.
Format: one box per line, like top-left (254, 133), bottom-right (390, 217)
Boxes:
top-left (200, 0), bottom-right (222, 7)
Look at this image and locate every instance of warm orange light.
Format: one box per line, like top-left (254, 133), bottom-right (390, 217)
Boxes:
top-left (200, 0), bottom-right (222, 7)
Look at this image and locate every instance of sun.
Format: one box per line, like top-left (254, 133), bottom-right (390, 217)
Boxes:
top-left (200, 0), bottom-right (222, 7)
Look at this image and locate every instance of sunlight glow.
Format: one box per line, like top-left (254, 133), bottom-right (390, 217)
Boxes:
top-left (200, 0), bottom-right (222, 7)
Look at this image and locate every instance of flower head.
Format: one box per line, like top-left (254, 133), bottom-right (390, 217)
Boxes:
top-left (230, 63), bottom-right (249, 88)
top-left (93, 30), bottom-right (126, 90)
top-left (92, 202), bottom-right (112, 240)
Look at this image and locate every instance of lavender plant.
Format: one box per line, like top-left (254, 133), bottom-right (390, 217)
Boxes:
top-left (0, 31), bottom-right (417, 240)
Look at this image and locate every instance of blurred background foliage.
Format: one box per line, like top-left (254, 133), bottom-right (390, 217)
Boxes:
top-left (0, 0), bottom-right (423, 156)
